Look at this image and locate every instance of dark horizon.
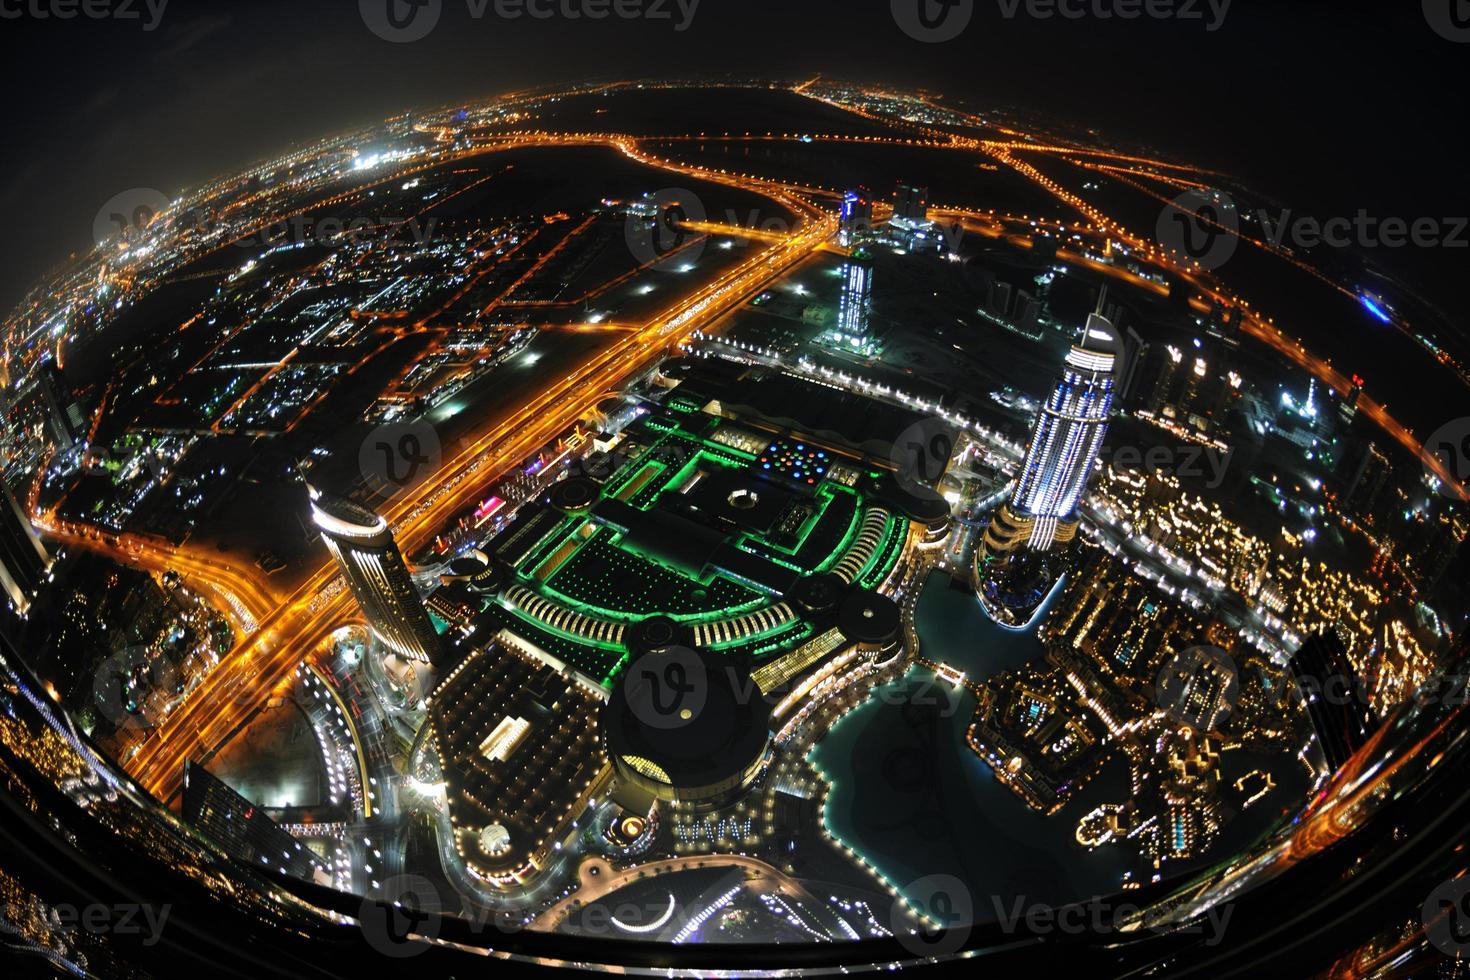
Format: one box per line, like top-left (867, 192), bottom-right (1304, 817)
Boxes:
top-left (2, 0), bottom-right (1467, 337)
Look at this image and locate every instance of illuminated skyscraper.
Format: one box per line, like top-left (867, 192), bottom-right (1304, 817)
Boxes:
top-left (832, 250), bottom-right (874, 351)
top-left (309, 487), bottom-right (439, 663)
top-left (977, 309), bottom-right (1121, 625)
top-left (1, 482), bottom-right (51, 621)
top-left (1288, 628), bottom-right (1378, 773)
top-left (985, 310), bottom-right (1120, 554)
top-left (37, 358), bottom-right (86, 450)
top-left (838, 188), bottom-right (873, 247)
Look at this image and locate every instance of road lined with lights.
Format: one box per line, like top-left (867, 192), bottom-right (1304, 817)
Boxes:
top-left (123, 144), bottom-right (833, 803)
top-left (24, 82), bottom-right (1464, 806)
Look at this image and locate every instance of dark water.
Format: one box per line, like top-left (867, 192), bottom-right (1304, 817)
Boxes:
top-left (809, 572), bottom-right (1133, 922)
top-left (810, 570), bottom-right (1314, 923)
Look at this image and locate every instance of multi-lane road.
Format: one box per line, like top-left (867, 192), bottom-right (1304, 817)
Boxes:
top-left (26, 87), bottom-right (1465, 806)
top-left (120, 165), bottom-right (833, 804)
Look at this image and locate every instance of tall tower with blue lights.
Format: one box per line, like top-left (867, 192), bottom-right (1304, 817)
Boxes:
top-left (976, 307), bottom-right (1122, 625)
top-left (832, 249), bottom-right (875, 353)
top-left (838, 188), bottom-right (873, 248)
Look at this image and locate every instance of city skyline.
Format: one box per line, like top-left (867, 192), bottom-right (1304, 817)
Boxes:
top-left (0, 13), bottom-right (1466, 972)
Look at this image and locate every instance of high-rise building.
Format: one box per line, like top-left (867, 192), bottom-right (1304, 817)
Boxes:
top-left (983, 310), bottom-right (1120, 556)
top-left (832, 250), bottom-right (875, 352)
top-left (1149, 344), bottom-right (1185, 412)
top-left (181, 763), bottom-right (326, 881)
top-left (894, 183), bottom-right (929, 222)
top-left (837, 188), bottom-right (873, 247)
top-left (1343, 442), bottom-right (1392, 525)
top-left (1338, 374), bottom-right (1365, 422)
top-left (36, 358), bottom-right (86, 450)
top-left (885, 183), bottom-right (945, 252)
top-left (976, 310), bottom-right (1121, 625)
top-left (1288, 629), bottom-right (1378, 774)
top-left (1, 481), bottom-right (51, 621)
top-left (992, 280), bottom-right (1013, 316)
top-left (309, 487), bottom-right (439, 663)
top-left (1119, 326), bottom-right (1149, 405)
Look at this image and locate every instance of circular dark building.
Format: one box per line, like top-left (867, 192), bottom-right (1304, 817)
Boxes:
top-left (548, 476), bottom-right (599, 514)
top-left (786, 572), bottom-right (845, 617)
top-left (837, 589), bottom-right (903, 653)
top-left (624, 615), bottom-right (690, 658)
top-left (603, 646), bottom-right (771, 807)
top-left (439, 549), bottom-right (504, 595)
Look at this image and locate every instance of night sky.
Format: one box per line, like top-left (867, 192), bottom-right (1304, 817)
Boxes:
top-left (2, 0), bottom-right (1465, 333)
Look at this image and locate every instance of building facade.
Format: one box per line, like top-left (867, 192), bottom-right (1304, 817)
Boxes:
top-left (309, 487), bottom-right (439, 663)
